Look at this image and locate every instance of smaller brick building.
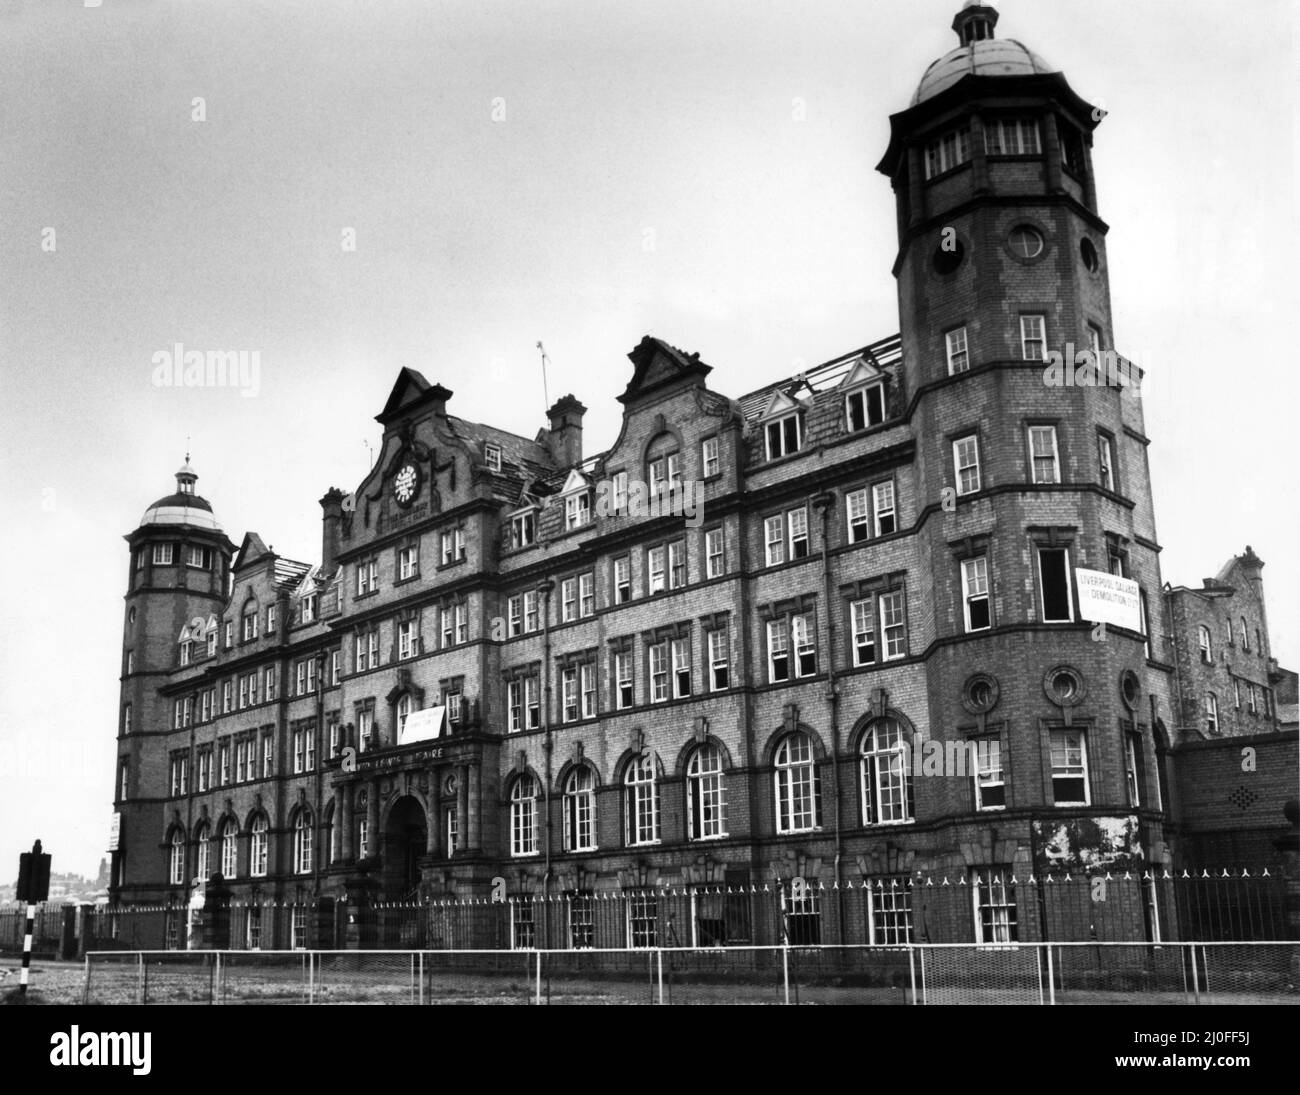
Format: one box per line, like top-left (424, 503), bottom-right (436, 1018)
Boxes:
top-left (1164, 547), bottom-right (1280, 739)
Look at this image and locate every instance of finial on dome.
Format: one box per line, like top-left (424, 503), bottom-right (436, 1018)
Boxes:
top-left (953, 2), bottom-right (998, 46)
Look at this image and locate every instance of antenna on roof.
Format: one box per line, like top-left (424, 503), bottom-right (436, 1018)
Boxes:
top-left (537, 341), bottom-right (551, 412)
top-left (364, 439), bottom-right (374, 476)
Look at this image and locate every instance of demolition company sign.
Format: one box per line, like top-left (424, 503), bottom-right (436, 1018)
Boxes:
top-left (1075, 568), bottom-right (1142, 630)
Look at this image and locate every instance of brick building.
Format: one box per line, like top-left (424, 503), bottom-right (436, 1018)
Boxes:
top-left (109, 3), bottom-right (1294, 947)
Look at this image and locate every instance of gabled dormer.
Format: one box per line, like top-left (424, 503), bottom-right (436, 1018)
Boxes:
top-left (559, 468), bottom-right (593, 531)
top-left (376, 368), bottom-right (451, 429)
top-left (758, 390), bottom-right (808, 461)
top-left (838, 357), bottom-right (887, 433)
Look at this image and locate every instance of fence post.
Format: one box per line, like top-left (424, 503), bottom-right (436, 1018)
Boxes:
top-left (308, 951), bottom-right (315, 1005)
top-left (782, 943), bottom-right (790, 1006)
top-left (1046, 945), bottom-right (1055, 1005)
top-left (82, 955), bottom-right (91, 1005)
top-left (908, 947), bottom-right (918, 1005)
top-left (418, 952), bottom-right (424, 1006)
top-left (1188, 944), bottom-right (1200, 1004)
top-left (656, 948), bottom-right (664, 1005)
top-left (534, 950), bottom-right (542, 1006)
top-left (918, 946), bottom-right (927, 1006)
top-left (214, 951), bottom-right (222, 1005)
top-left (137, 952), bottom-right (145, 1004)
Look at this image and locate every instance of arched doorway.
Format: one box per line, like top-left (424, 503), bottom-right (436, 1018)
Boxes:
top-left (382, 796), bottom-right (428, 899)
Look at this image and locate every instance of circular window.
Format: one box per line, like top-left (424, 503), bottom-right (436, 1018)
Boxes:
top-left (1008, 226), bottom-right (1044, 259)
top-left (1080, 237), bottom-right (1099, 272)
top-left (1120, 670), bottom-right (1141, 711)
top-left (932, 238), bottom-right (965, 275)
top-left (962, 673), bottom-right (1001, 716)
top-left (1043, 665), bottom-right (1086, 707)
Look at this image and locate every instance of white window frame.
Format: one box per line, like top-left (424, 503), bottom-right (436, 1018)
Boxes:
top-left (860, 718), bottom-right (913, 825)
top-left (1097, 432), bottom-right (1115, 492)
top-left (788, 507), bottom-right (810, 559)
top-left (872, 481), bottom-right (896, 536)
top-left (153, 543), bottom-right (174, 566)
top-left (880, 590), bottom-right (907, 660)
top-left (767, 619), bottom-right (790, 683)
top-left (708, 628), bottom-right (729, 692)
top-left (687, 743), bottom-right (726, 841)
top-left (625, 755), bottom-right (660, 846)
top-left (1028, 425), bottom-right (1060, 484)
top-left (701, 436), bottom-right (720, 478)
top-left (946, 326), bottom-right (969, 374)
top-left (398, 544), bottom-right (419, 581)
top-left (615, 651), bottom-right (634, 710)
top-left (1020, 314), bottom-right (1047, 361)
top-left (962, 556), bottom-right (991, 632)
top-left (510, 776), bottom-right (539, 857)
top-left (1049, 729), bottom-right (1090, 805)
top-left (774, 733), bottom-right (819, 834)
top-left (974, 737), bottom-right (1005, 811)
top-left (764, 515), bottom-right (785, 566)
top-left (764, 412), bottom-right (802, 460)
top-left (846, 488), bottom-right (869, 543)
top-left (613, 555), bottom-right (631, 603)
top-left (953, 435), bottom-right (981, 496)
top-left (844, 382), bottom-right (885, 432)
top-left (647, 546), bottom-right (666, 594)
top-left (563, 767), bottom-right (596, 852)
top-left (649, 642), bottom-right (669, 703)
top-left (671, 637), bottom-right (692, 699)
top-left (705, 528), bottom-right (725, 578)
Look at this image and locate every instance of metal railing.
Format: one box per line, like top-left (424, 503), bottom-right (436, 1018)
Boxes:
top-left (82, 941), bottom-right (1300, 1005)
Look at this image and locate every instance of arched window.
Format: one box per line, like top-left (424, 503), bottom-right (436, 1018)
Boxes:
top-left (220, 820), bottom-right (238, 879)
top-left (1240, 618), bottom-right (1250, 652)
top-left (624, 754), bottom-right (660, 846)
top-left (396, 694), bottom-right (412, 735)
top-left (194, 823), bottom-right (210, 883)
top-left (645, 432), bottom-right (682, 497)
top-left (1198, 625), bottom-right (1213, 663)
top-left (563, 767), bottom-right (596, 852)
top-left (774, 732), bottom-right (820, 834)
top-left (510, 775), bottom-right (540, 857)
top-left (860, 718), bottom-right (914, 825)
top-left (169, 829), bottom-right (186, 886)
top-left (293, 811), bottom-right (313, 875)
top-left (687, 743), bottom-right (726, 840)
top-left (249, 815), bottom-right (269, 877)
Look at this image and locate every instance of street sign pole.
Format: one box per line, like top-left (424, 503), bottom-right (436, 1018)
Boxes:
top-left (15, 839), bottom-right (52, 997)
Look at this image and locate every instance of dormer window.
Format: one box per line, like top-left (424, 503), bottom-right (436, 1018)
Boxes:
top-left (565, 491), bottom-right (591, 530)
top-left (484, 443), bottom-right (502, 472)
top-left (510, 508), bottom-right (537, 548)
top-left (845, 383), bottom-right (885, 432)
top-left (560, 469), bottom-right (593, 531)
top-left (765, 413), bottom-right (802, 460)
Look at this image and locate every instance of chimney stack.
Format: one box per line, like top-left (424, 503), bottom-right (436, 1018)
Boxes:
top-left (546, 394), bottom-right (586, 469)
top-left (320, 487), bottom-right (346, 573)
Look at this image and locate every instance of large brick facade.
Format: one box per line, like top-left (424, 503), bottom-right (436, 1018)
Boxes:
top-left (109, 3), bottom-right (1295, 946)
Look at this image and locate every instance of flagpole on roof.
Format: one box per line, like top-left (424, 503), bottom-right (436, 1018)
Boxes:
top-left (537, 341), bottom-right (550, 412)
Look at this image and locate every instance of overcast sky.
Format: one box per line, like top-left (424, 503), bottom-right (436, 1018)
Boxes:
top-left (0, 0), bottom-right (1295, 881)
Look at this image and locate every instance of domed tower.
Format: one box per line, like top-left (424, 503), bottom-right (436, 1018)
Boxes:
top-left (878, 4), bottom-right (1170, 870)
top-left (114, 461), bottom-right (235, 898)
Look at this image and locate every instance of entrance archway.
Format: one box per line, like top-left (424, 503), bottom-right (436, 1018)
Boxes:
top-left (382, 795), bottom-right (428, 899)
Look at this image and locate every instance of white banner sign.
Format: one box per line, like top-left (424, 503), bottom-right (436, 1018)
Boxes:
top-left (108, 811), bottom-right (121, 852)
top-left (1075, 568), bottom-right (1141, 630)
top-left (399, 705), bottom-right (446, 745)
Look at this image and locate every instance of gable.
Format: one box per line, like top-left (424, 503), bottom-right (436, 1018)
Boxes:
top-left (838, 357), bottom-right (884, 391)
top-left (376, 368), bottom-right (451, 426)
top-left (619, 336), bottom-right (712, 405)
top-left (759, 390), bottom-right (807, 420)
top-left (560, 468), bottom-right (590, 495)
top-left (232, 532), bottom-right (274, 572)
